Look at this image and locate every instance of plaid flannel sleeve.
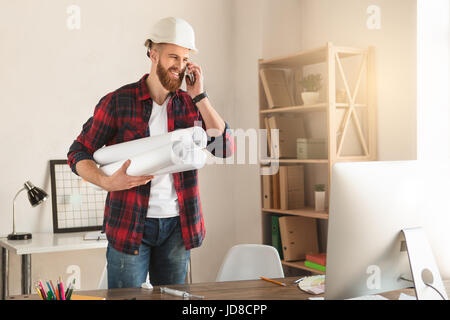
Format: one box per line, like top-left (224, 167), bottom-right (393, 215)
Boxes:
top-left (197, 108), bottom-right (235, 159)
top-left (67, 92), bottom-right (117, 175)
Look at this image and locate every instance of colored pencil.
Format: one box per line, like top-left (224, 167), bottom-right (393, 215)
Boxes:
top-left (46, 281), bottom-right (55, 299)
top-left (38, 281), bottom-right (47, 300)
top-left (68, 279), bottom-right (75, 300)
top-left (50, 280), bottom-right (57, 298)
top-left (60, 278), bottom-right (65, 300)
top-left (35, 287), bottom-right (44, 300)
top-left (260, 276), bottom-right (287, 287)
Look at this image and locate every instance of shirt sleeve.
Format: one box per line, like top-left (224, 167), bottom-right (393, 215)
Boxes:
top-left (67, 92), bottom-right (117, 175)
top-left (196, 106), bottom-right (235, 159)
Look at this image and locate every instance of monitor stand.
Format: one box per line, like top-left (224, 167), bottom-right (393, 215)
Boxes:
top-left (401, 227), bottom-right (448, 300)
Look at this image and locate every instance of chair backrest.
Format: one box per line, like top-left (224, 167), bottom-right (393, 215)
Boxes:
top-left (97, 264), bottom-right (108, 289)
top-left (216, 244), bottom-right (284, 282)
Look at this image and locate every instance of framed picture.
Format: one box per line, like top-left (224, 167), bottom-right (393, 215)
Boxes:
top-left (49, 160), bottom-right (107, 233)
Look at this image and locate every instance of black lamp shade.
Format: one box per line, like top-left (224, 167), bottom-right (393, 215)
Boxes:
top-left (8, 181), bottom-right (48, 241)
top-left (24, 181), bottom-right (48, 207)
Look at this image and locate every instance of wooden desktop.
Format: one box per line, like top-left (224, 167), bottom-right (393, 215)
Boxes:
top-left (7, 277), bottom-right (450, 300)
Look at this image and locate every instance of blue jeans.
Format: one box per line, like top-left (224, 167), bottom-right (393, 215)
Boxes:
top-left (106, 216), bottom-right (190, 288)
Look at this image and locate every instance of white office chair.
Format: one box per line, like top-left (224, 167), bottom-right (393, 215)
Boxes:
top-left (216, 244), bottom-right (284, 282)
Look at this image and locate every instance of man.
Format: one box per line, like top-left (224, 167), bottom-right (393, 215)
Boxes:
top-left (67, 17), bottom-right (234, 288)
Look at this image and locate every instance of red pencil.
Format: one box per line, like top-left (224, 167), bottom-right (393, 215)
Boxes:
top-left (38, 281), bottom-right (47, 300)
top-left (60, 278), bottom-right (65, 300)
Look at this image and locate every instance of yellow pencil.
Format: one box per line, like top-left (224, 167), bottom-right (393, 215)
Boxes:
top-left (35, 287), bottom-right (44, 300)
top-left (260, 276), bottom-right (287, 287)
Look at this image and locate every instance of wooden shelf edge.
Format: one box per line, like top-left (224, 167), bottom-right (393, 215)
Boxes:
top-left (262, 207), bottom-right (329, 220)
top-left (281, 260), bottom-right (326, 275)
top-left (260, 158), bottom-right (329, 164)
top-left (259, 45), bottom-right (328, 66)
top-left (260, 104), bottom-right (327, 114)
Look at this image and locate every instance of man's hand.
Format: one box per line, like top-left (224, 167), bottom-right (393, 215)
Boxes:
top-left (186, 61), bottom-right (204, 98)
top-left (103, 160), bottom-right (154, 192)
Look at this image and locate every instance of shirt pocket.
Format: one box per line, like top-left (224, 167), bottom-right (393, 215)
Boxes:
top-left (117, 121), bottom-right (148, 143)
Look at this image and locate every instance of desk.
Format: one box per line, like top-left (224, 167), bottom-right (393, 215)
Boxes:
top-left (7, 277), bottom-right (450, 300)
top-left (0, 232), bottom-right (107, 300)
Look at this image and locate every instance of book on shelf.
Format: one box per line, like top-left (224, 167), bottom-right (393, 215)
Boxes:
top-left (259, 68), bottom-right (293, 109)
top-left (279, 165), bottom-right (305, 210)
top-left (296, 138), bottom-right (327, 160)
top-left (271, 215), bottom-right (283, 260)
top-left (262, 175), bottom-right (272, 208)
top-left (264, 117), bottom-right (273, 158)
top-left (266, 116), bottom-right (280, 158)
top-left (305, 253), bottom-right (326, 267)
top-left (272, 171), bottom-right (280, 209)
top-left (304, 260), bottom-right (326, 272)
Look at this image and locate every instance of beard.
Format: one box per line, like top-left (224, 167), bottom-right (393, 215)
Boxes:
top-left (156, 61), bottom-right (185, 92)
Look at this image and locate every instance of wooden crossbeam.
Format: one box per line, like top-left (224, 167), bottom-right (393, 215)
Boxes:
top-left (335, 52), bottom-right (369, 156)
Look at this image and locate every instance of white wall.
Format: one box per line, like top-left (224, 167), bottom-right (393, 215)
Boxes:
top-left (0, 0), bottom-right (234, 294)
top-left (417, 0), bottom-right (449, 159)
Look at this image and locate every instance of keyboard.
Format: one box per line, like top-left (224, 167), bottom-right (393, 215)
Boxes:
top-left (346, 295), bottom-right (389, 300)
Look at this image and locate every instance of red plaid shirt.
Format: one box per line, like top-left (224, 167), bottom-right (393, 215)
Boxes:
top-left (67, 74), bottom-right (234, 255)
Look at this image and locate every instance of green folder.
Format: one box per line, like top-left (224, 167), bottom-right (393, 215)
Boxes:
top-left (271, 215), bottom-right (283, 260)
top-left (304, 260), bottom-right (326, 272)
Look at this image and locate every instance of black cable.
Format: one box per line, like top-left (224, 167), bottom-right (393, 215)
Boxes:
top-left (399, 276), bottom-right (446, 300)
top-left (424, 283), bottom-right (446, 300)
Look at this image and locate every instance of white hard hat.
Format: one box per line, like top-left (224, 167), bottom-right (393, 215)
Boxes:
top-left (146, 17), bottom-right (198, 52)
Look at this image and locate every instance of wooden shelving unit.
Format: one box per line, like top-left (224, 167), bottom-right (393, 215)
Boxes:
top-left (258, 42), bottom-right (377, 275)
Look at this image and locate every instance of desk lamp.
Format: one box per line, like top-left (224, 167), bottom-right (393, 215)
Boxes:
top-left (8, 181), bottom-right (48, 240)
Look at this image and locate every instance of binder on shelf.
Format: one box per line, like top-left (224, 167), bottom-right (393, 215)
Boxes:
top-left (279, 165), bottom-right (305, 210)
top-left (271, 215), bottom-right (283, 260)
top-left (259, 68), bottom-right (293, 109)
top-left (264, 117), bottom-right (271, 158)
top-left (262, 175), bottom-right (272, 209)
top-left (266, 116), bottom-right (279, 158)
top-left (266, 115), bottom-right (306, 159)
top-left (279, 216), bottom-right (319, 262)
top-left (272, 171), bottom-right (280, 209)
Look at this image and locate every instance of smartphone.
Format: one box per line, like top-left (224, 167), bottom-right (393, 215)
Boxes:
top-left (186, 71), bottom-right (195, 85)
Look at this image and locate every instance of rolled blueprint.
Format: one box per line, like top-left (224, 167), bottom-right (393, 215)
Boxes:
top-left (99, 139), bottom-right (207, 177)
top-left (94, 126), bottom-right (207, 166)
top-left (152, 149), bottom-right (207, 175)
top-left (86, 148), bottom-right (207, 191)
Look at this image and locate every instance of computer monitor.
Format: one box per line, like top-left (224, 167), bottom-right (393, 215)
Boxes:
top-left (325, 160), bottom-right (450, 300)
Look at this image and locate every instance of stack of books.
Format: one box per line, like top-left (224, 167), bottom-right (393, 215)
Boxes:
top-left (304, 253), bottom-right (326, 272)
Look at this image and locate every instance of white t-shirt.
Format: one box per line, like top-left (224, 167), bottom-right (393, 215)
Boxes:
top-left (146, 97), bottom-right (180, 218)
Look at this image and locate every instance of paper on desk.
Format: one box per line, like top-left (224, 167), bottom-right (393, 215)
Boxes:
top-left (297, 275), bottom-right (325, 295)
